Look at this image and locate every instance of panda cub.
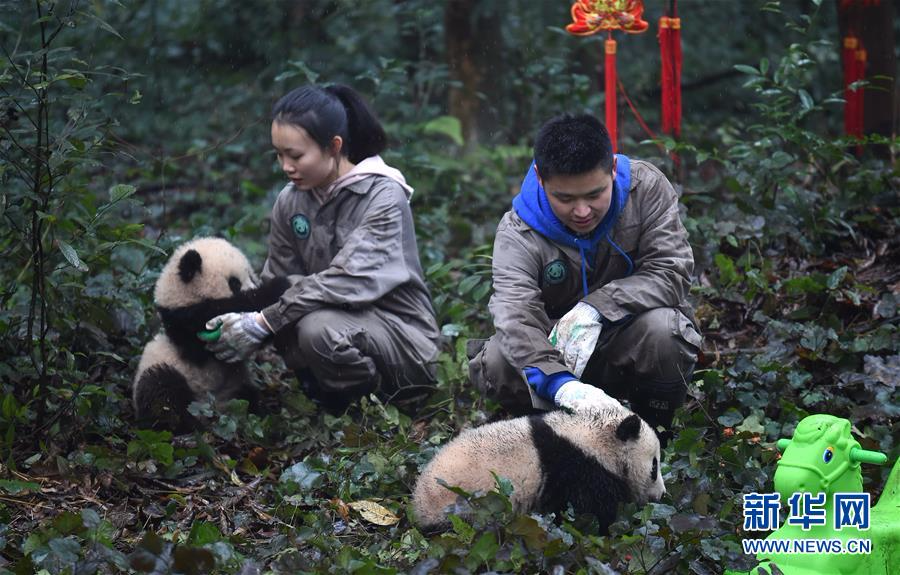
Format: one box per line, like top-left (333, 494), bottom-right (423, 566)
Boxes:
top-left (412, 409), bottom-right (665, 533)
top-left (132, 237), bottom-right (290, 432)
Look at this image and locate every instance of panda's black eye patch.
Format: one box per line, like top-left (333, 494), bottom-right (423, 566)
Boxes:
top-left (651, 457), bottom-right (658, 481)
top-left (228, 276), bottom-right (242, 294)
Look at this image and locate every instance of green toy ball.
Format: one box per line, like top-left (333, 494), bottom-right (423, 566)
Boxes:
top-left (196, 321), bottom-right (222, 343)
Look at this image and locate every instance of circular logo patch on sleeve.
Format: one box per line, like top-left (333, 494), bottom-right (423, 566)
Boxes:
top-left (290, 214), bottom-right (310, 239)
top-left (543, 259), bottom-right (568, 285)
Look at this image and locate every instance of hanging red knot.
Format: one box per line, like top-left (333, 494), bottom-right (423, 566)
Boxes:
top-left (658, 2), bottom-right (681, 138)
top-left (565, 1), bottom-right (649, 152)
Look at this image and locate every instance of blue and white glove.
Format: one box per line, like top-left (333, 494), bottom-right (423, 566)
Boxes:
top-left (554, 380), bottom-right (624, 413)
top-left (549, 302), bottom-right (603, 378)
top-left (206, 312), bottom-right (271, 363)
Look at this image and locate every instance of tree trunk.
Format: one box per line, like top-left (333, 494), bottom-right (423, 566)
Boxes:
top-left (445, 0), bottom-right (481, 147)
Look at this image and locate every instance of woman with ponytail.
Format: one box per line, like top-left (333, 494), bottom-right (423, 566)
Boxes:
top-left (206, 84), bottom-right (440, 410)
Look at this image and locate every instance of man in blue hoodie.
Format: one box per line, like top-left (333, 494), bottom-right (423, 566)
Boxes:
top-left (469, 113), bottom-right (701, 437)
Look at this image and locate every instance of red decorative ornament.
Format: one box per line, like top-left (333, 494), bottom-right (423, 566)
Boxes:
top-left (566, 0), bottom-right (649, 36)
top-left (839, 0), bottom-right (876, 152)
top-left (658, 2), bottom-right (681, 138)
top-left (842, 36), bottom-right (862, 139)
top-left (566, 1), bottom-right (649, 152)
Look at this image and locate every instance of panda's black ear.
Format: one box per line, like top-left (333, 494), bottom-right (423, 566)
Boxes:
top-left (178, 249), bottom-right (203, 283)
top-left (615, 414), bottom-right (642, 442)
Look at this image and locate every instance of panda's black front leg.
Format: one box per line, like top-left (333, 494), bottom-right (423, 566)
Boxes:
top-left (133, 364), bottom-right (199, 433)
top-left (158, 277), bottom-right (291, 356)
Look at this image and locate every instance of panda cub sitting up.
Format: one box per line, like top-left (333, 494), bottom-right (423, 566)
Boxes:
top-left (412, 408), bottom-right (665, 533)
top-left (132, 237), bottom-right (289, 432)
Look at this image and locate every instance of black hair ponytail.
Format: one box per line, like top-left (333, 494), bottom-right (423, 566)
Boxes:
top-left (272, 84), bottom-right (386, 164)
top-left (325, 84), bottom-right (387, 164)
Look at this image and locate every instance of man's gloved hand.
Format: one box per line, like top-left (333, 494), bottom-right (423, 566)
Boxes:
top-left (549, 302), bottom-right (602, 378)
top-left (554, 380), bottom-right (624, 413)
top-left (206, 312), bottom-right (271, 363)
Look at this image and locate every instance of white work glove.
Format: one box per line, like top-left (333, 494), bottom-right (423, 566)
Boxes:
top-left (549, 302), bottom-right (603, 378)
top-left (206, 312), bottom-right (271, 363)
top-left (554, 380), bottom-right (624, 413)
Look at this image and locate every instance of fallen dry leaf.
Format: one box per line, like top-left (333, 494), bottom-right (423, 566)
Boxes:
top-left (347, 500), bottom-right (400, 526)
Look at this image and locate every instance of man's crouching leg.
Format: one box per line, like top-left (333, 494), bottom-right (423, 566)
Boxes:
top-left (468, 336), bottom-right (539, 416)
top-left (584, 307), bottom-right (702, 440)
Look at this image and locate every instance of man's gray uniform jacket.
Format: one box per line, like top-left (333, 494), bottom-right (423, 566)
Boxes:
top-left (490, 159), bottom-right (698, 380)
top-left (259, 175), bottom-right (440, 355)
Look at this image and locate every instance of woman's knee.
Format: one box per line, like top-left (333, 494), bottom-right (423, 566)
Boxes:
top-left (295, 309), bottom-right (352, 356)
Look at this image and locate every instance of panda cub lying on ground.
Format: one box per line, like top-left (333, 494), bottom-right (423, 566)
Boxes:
top-left (132, 237), bottom-right (289, 432)
top-left (412, 408), bottom-right (665, 533)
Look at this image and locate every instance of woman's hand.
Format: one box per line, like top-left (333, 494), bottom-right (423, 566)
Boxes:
top-left (205, 312), bottom-right (271, 363)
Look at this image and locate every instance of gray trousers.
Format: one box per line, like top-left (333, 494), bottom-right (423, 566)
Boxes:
top-left (469, 307), bottom-right (702, 429)
top-left (274, 308), bottom-right (438, 409)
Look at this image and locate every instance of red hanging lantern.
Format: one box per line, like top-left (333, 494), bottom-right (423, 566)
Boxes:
top-left (566, 0), bottom-right (649, 152)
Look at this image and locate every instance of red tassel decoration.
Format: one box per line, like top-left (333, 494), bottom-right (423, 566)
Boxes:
top-left (605, 37), bottom-right (618, 153)
top-left (659, 4), bottom-right (682, 138)
top-left (842, 35), bottom-right (859, 138)
top-left (854, 46), bottom-right (866, 139)
top-left (565, 1), bottom-right (648, 152)
top-left (670, 15), bottom-right (682, 137)
top-left (659, 17), bottom-right (674, 134)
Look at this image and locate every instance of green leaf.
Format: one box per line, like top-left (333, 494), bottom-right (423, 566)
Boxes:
top-left (58, 240), bottom-right (89, 272)
top-left (714, 253), bottom-right (738, 287)
top-left (736, 414), bottom-right (765, 435)
top-left (57, 72), bottom-right (88, 89)
top-left (423, 116), bottom-right (464, 146)
top-left (457, 274), bottom-right (481, 296)
top-left (47, 536), bottom-right (81, 565)
top-left (798, 89), bottom-right (814, 110)
top-left (508, 515), bottom-right (548, 550)
top-left (717, 409), bottom-right (743, 427)
top-left (149, 442), bottom-right (174, 466)
top-left (448, 514), bottom-right (475, 544)
top-left (81, 508), bottom-right (102, 530)
top-left (274, 60), bottom-right (319, 84)
top-left (109, 184), bottom-right (137, 203)
top-left (826, 266), bottom-right (848, 290)
top-left (80, 9), bottom-right (123, 39)
top-left (0, 479), bottom-right (41, 494)
top-left (188, 521), bottom-right (222, 545)
top-left (491, 471), bottom-right (514, 498)
top-left (782, 275), bottom-right (826, 295)
top-left (734, 64), bottom-right (760, 76)
top-left (469, 532), bottom-right (499, 567)
top-left (770, 151), bottom-right (794, 169)
top-left (280, 461), bottom-right (323, 491)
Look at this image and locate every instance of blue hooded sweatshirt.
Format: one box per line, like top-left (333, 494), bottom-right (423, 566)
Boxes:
top-left (511, 154), bottom-right (633, 401)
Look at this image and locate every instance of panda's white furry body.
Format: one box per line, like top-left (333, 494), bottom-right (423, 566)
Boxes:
top-left (132, 237), bottom-right (289, 432)
top-left (135, 334), bottom-right (252, 400)
top-left (412, 409), bottom-right (665, 532)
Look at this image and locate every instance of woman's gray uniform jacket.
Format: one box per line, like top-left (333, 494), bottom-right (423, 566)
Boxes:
top-left (259, 175), bottom-right (440, 365)
top-left (486, 159), bottom-right (700, 384)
